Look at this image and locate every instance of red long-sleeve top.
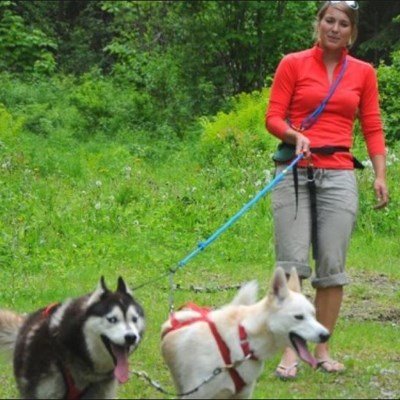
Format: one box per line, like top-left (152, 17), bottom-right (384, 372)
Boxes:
top-left (266, 45), bottom-right (386, 169)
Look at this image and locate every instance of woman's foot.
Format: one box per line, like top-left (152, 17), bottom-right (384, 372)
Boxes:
top-left (275, 362), bottom-right (299, 380)
top-left (316, 358), bottom-right (345, 373)
top-left (315, 343), bottom-right (345, 373)
top-left (275, 348), bottom-right (299, 380)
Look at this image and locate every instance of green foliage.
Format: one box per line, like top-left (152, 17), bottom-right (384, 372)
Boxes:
top-left (0, 124), bottom-right (399, 399)
top-left (377, 50), bottom-right (400, 143)
top-left (67, 71), bottom-right (154, 140)
top-left (0, 73), bottom-right (172, 144)
top-left (198, 88), bottom-right (275, 165)
top-left (0, 103), bottom-right (24, 140)
top-left (0, 9), bottom-right (57, 74)
top-left (355, 0), bottom-right (400, 65)
top-left (356, 141), bottom-right (400, 237)
top-left (101, 1), bottom-right (319, 128)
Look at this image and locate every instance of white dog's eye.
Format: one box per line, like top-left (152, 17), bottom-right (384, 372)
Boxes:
top-left (107, 316), bottom-right (118, 324)
top-left (294, 314), bottom-right (304, 320)
top-left (132, 316), bottom-right (138, 323)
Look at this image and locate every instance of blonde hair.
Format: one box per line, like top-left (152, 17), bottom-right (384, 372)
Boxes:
top-left (314, 1), bottom-right (359, 48)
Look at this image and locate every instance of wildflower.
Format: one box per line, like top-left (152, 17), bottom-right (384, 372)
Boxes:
top-left (94, 202), bottom-right (101, 210)
top-left (1, 160), bottom-right (11, 170)
top-left (362, 160), bottom-right (373, 168)
top-left (95, 180), bottom-right (102, 187)
top-left (125, 166), bottom-right (132, 178)
top-left (264, 170), bottom-right (272, 182)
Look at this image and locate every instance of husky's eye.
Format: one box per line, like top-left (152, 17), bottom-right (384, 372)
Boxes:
top-left (132, 316), bottom-right (138, 323)
top-left (294, 314), bottom-right (304, 320)
top-left (107, 316), bottom-right (118, 324)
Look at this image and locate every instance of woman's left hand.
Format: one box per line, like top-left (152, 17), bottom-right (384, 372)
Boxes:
top-left (373, 178), bottom-right (389, 209)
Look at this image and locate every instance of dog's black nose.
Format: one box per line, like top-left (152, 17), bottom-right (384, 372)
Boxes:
top-left (125, 333), bottom-right (137, 345)
top-left (319, 333), bottom-right (330, 343)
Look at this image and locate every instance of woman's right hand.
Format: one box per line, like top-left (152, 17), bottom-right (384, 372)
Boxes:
top-left (284, 130), bottom-right (311, 158)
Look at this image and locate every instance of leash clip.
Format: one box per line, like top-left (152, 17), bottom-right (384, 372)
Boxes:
top-left (306, 158), bottom-right (315, 183)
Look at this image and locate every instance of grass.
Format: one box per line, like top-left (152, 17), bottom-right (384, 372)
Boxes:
top-left (0, 130), bottom-right (399, 399)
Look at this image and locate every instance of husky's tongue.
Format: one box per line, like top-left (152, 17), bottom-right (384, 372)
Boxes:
top-left (111, 345), bottom-right (130, 383)
top-left (290, 333), bottom-right (317, 368)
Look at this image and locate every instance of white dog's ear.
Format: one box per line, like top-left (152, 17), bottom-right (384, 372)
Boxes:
top-left (87, 276), bottom-right (108, 306)
top-left (287, 267), bottom-right (301, 293)
top-left (231, 280), bottom-right (258, 305)
top-left (270, 267), bottom-right (289, 302)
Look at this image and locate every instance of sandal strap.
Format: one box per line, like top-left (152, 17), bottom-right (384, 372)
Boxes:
top-left (277, 361), bottom-right (299, 371)
top-left (317, 358), bottom-right (345, 372)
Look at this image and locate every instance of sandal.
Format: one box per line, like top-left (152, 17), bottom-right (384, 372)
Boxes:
top-left (317, 358), bottom-right (345, 373)
top-left (275, 362), bottom-right (299, 380)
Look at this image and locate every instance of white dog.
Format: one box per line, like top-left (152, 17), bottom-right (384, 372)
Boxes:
top-left (161, 267), bottom-right (330, 399)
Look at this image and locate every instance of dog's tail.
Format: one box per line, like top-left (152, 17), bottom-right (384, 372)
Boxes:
top-left (0, 309), bottom-right (24, 358)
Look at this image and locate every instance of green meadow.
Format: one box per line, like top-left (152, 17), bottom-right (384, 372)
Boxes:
top-left (0, 80), bottom-right (399, 399)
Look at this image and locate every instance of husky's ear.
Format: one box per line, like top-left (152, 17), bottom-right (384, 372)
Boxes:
top-left (287, 267), bottom-right (301, 293)
top-left (270, 267), bottom-right (289, 302)
top-left (230, 280), bottom-right (258, 306)
top-left (87, 276), bottom-right (108, 306)
top-left (117, 276), bottom-right (133, 296)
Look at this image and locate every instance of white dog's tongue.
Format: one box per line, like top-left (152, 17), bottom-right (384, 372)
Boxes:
top-left (292, 336), bottom-right (317, 368)
top-left (111, 345), bottom-right (129, 383)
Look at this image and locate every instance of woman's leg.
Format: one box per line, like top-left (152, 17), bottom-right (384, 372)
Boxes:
top-left (311, 170), bottom-right (358, 371)
top-left (314, 286), bottom-right (345, 371)
top-left (272, 167), bottom-right (312, 379)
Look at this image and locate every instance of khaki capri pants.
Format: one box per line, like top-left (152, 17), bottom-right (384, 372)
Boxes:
top-left (271, 166), bottom-right (358, 288)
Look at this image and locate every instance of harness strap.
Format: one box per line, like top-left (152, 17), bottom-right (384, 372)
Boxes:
top-left (42, 304), bottom-right (87, 400)
top-left (42, 302), bottom-right (60, 317)
top-left (62, 368), bottom-right (86, 400)
top-left (238, 325), bottom-right (257, 361)
top-left (162, 303), bottom-right (257, 394)
top-left (161, 302), bottom-right (211, 338)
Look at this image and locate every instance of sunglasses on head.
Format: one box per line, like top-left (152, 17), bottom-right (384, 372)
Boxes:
top-left (329, 1), bottom-right (359, 10)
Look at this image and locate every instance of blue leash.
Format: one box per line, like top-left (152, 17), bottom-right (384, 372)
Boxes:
top-left (166, 153), bottom-right (304, 310)
top-left (175, 153), bottom-right (304, 271)
top-left (132, 154), bottom-right (304, 306)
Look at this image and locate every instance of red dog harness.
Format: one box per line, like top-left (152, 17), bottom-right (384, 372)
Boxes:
top-left (42, 304), bottom-right (87, 400)
top-left (162, 303), bottom-right (257, 394)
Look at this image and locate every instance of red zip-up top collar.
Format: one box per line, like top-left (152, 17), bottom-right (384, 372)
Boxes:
top-left (162, 303), bottom-right (257, 394)
top-left (313, 44), bottom-right (348, 65)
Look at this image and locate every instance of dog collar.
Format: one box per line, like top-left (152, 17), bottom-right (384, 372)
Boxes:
top-left (163, 302), bottom-right (257, 394)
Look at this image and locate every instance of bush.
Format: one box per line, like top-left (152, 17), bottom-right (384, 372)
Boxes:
top-left (197, 88), bottom-right (275, 166)
top-left (377, 50), bottom-right (400, 144)
top-left (0, 10), bottom-right (56, 74)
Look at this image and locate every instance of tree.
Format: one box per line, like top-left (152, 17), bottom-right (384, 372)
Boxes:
top-left (354, 0), bottom-right (400, 65)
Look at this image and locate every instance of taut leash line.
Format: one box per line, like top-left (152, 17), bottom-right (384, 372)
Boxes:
top-left (175, 153), bottom-right (304, 270)
top-left (168, 153), bottom-right (304, 310)
top-left (131, 154), bottom-right (304, 309)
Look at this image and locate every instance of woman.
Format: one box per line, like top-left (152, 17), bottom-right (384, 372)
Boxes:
top-left (265, 0), bottom-right (388, 379)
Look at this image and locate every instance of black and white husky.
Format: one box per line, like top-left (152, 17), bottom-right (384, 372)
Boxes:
top-left (0, 276), bottom-right (145, 399)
